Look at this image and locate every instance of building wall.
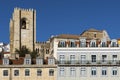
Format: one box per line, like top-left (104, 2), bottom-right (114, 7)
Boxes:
top-left (0, 65), bottom-right (57, 80)
top-left (57, 67), bottom-right (120, 80)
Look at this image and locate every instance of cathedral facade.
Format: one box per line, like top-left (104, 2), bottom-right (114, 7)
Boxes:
top-left (10, 8), bottom-right (36, 53)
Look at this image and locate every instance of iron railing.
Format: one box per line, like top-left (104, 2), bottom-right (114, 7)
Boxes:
top-left (57, 60), bottom-right (120, 65)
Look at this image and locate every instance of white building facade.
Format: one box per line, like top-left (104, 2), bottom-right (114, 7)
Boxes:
top-left (50, 29), bottom-right (120, 80)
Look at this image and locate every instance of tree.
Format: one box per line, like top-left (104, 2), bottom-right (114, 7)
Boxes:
top-left (30, 51), bottom-right (38, 58)
top-left (15, 47), bottom-right (31, 57)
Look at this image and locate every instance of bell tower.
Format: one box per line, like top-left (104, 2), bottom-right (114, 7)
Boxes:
top-left (10, 7), bottom-right (36, 54)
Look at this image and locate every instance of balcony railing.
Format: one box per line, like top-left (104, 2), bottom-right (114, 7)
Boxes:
top-left (57, 60), bottom-right (120, 65)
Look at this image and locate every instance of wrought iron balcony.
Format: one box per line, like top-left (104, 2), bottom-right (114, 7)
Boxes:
top-left (57, 60), bottom-right (120, 66)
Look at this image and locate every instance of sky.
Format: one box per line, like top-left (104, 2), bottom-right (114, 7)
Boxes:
top-left (0, 0), bottom-right (120, 43)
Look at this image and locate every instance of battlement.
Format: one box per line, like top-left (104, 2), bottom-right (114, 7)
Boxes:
top-left (36, 41), bottom-right (47, 44)
top-left (14, 7), bottom-right (36, 12)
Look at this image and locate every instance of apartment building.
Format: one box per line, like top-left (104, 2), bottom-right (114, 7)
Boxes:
top-left (0, 54), bottom-right (57, 80)
top-left (50, 29), bottom-right (120, 80)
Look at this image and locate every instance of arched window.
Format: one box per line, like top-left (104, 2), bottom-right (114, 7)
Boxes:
top-left (21, 18), bottom-right (27, 29)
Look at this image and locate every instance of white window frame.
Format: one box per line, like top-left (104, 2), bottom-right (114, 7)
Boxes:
top-left (112, 68), bottom-right (118, 76)
top-left (25, 69), bottom-right (30, 76)
top-left (59, 55), bottom-right (65, 64)
top-left (25, 59), bottom-right (31, 65)
top-left (3, 70), bottom-right (8, 76)
top-left (14, 70), bottom-right (19, 76)
top-left (59, 67), bottom-right (65, 76)
top-left (91, 55), bottom-right (96, 62)
top-left (80, 67), bottom-right (86, 77)
top-left (112, 55), bottom-right (117, 63)
top-left (80, 55), bottom-right (86, 64)
top-left (37, 69), bottom-right (42, 76)
top-left (91, 67), bottom-right (97, 76)
top-left (102, 68), bottom-right (107, 76)
top-left (102, 55), bottom-right (107, 63)
top-left (70, 67), bottom-right (76, 76)
top-left (70, 55), bottom-right (75, 64)
top-left (49, 69), bottom-right (54, 76)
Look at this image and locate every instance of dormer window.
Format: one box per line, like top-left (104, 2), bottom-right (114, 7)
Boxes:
top-left (24, 54), bottom-right (31, 65)
top-left (48, 57), bottom-right (55, 65)
top-left (3, 58), bottom-right (9, 65)
top-left (70, 41), bottom-right (76, 47)
top-left (80, 38), bottom-right (86, 47)
top-left (111, 39), bottom-right (118, 47)
top-left (90, 40), bottom-right (96, 47)
top-left (101, 42), bottom-right (106, 47)
top-left (25, 59), bottom-right (31, 64)
top-left (58, 41), bottom-right (66, 47)
top-left (100, 39), bottom-right (107, 47)
top-left (36, 57), bottom-right (43, 65)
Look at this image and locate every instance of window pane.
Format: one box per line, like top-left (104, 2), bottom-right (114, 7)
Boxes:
top-left (14, 70), bottom-right (19, 76)
top-left (70, 67), bottom-right (75, 76)
top-left (91, 55), bottom-right (96, 62)
top-left (3, 70), bottom-right (8, 76)
top-left (91, 68), bottom-right (96, 76)
top-left (25, 69), bottom-right (30, 76)
top-left (80, 67), bottom-right (86, 76)
top-left (49, 69), bottom-right (54, 76)
top-left (37, 69), bottom-right (42, 76)
top-left (59, 67), bottom-right (65, 76)
top-left (102, 68), bottom-right (107, 75)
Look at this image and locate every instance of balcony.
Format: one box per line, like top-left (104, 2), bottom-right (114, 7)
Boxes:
top-left (57, 60), bottom-right (120, 66)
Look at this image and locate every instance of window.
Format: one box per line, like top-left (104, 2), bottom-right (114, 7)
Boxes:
top-left (80, 42), bottom-right (86, 47)
top-left (91, 55), bottom-right (96, 62)
top-left (59, 55), bottom-right (65, 64)
top-left (91, 42), bottom-right (96, 47)
top-left (48, 58), bottom-right (54, 64)
top-left (3, 58), bottom-right (9, 65)
top-left (3, 70), bottom-right (8, 76)
top-left (102, 68), bottom-right (107, 76)
top-left (70, 55), bottom-right (75, 64)
top-left (102, 55), bottom-right (107, 62)
top-left (94, 33), bottom-right (96, 38)
top-left (21, 18), bottom-right (26, 29)
top-left (59, 67), bottom-right (65, 76)
top-left (25, 59), bottom-right (31, 64)
top-left (111, 42), bottom-right (117, 47)
top-left (112, 68), bottom-right (117, 75)
top-left (81, 55), bottom-right (86, 64)
top-left (37, 69), bottom-right (42, 76)
top-left (46, 49), bottom-right (49, 54)
top-left (91, 68), bottom-right (96, 76)
top-left (80, 67), bottom-right (86, 76)
top-left (112, 55), bottom-right (117, 62)
top-left (36, 58), bottom-right (43, 65)
top-left (49, 69), bottom-right (54, 76)
top-left (14, 70), bottom-right (19, 76)
top-left (80, 38), bottom-right (86, 47)
top-left (25, 69), bottom-right (30, 76)
top-left (70, 41), bottom-right (76, 47)
top-left (70, 67), bottom-right (76, 76)
top-left (58, 41), bottom-right (66, 47)
top-left (101, 42), bottom-right (106, 47)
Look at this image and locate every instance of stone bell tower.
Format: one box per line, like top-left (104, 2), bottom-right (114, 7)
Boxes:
top-left (10, 7), bottom-right (36, 54)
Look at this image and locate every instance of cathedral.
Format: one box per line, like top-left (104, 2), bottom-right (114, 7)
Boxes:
top-left (10, 8), bottom-right (50, 59)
